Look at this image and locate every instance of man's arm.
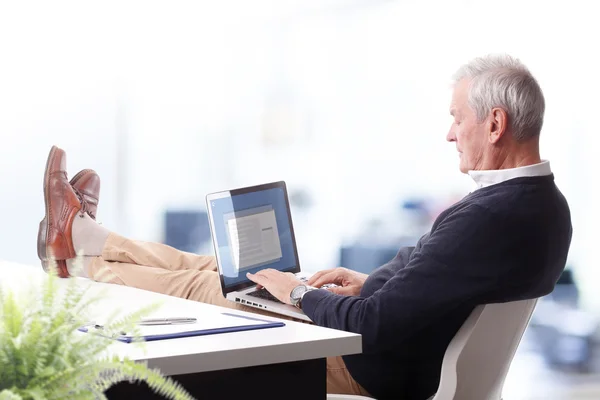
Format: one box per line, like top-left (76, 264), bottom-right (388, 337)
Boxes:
top-left (301, 205), bottom-right (508, 354)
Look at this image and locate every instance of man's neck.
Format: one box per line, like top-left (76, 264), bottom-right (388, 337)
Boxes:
top-left (496, 153), bottom-right (542, 170)
top-left (481, 139), bottom-right (541, 171)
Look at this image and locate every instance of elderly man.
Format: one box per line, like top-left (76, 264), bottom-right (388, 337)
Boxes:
top-left (38, 54), bottom-right (572, 400)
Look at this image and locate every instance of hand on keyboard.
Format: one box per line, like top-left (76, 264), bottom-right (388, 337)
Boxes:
top-left (246, 269), bottom-right (307, 305)
top-left (308, 267), bottom-right (367, 296)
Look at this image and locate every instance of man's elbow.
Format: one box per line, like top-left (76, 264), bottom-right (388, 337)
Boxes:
top-left (352, 304), bottom-right (390, 353)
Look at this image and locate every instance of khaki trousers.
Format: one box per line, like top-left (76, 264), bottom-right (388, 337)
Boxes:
top-left (88, 233), bottom-right (371, 397)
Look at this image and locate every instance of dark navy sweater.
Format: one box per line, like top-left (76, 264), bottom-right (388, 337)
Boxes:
top-left (302, 175), bottom-right (572, 400)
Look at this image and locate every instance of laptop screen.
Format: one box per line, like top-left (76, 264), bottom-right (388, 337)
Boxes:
top-left (206, 181), bottom-right (301, 293)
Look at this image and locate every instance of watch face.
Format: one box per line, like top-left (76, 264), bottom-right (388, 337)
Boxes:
top-left (291, 285), bottom-right (307, 302)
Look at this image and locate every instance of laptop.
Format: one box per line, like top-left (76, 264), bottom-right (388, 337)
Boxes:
top-left (206, 181), bottom-right (312, 322)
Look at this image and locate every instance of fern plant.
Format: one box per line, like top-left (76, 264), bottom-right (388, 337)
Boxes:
top-left (0, 258), bottom-right (195, 400)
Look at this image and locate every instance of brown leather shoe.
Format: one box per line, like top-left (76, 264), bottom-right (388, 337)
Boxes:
top-left (37, 146), bottom-right (88, 277)
top-left (37, 168), bottom-right (100, 277)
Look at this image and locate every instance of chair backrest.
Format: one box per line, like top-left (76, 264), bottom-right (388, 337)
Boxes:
top-left (431, 299), bottom-right (538, 400)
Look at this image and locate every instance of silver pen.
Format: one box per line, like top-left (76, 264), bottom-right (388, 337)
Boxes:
top-left (138, 317), bottom-right (197, 326)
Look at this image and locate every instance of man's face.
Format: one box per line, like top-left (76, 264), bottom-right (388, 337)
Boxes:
top-left (447, 79), bottom-right (489, 173)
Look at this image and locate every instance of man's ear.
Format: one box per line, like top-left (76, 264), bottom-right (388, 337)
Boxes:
top-left (489, 107), bottom-right (508, 144)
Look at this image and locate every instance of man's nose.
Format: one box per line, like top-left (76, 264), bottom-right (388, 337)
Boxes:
top-left (446, 128), bottom-right (456, 142)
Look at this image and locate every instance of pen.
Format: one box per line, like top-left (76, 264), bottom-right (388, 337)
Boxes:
top-left (138, 318), bottom-right (197, 326)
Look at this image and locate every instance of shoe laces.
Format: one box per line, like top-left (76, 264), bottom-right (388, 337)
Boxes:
top-left (73, 187), bottom-right (91, 218)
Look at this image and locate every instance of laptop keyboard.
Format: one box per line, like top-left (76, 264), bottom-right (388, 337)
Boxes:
top-left (246, 288), bottom-right (282, 303)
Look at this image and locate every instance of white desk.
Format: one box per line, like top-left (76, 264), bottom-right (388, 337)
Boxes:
top-left (0, 260), bottom-right (362, 399)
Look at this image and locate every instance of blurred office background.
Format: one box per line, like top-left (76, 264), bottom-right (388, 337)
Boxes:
top-left (1, 0), bottom-right (599, 398)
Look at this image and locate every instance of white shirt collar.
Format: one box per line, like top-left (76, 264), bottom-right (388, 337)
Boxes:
top-left (468, 160), bottom-right (552, 190)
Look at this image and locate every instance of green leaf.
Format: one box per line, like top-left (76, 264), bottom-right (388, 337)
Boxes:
top-left (0, 389), bottom-right (23, 400)
top-left (20, 387), bottom-right (47, 400)
top-left (3, 292), bottom-right (23, 338)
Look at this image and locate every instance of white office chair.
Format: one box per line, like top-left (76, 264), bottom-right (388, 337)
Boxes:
top-left (327, 298), bottom-right (538, 400)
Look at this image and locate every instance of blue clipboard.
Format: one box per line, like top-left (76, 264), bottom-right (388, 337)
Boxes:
top-left (78, 312), bottom-right (285, 343)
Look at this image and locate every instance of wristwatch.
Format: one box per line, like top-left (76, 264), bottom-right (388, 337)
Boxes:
top-left (290, 285), bottom-right (316, 309)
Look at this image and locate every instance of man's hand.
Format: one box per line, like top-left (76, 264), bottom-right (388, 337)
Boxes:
top-left (246, 269), bottom-right (305, 305)
top-left (308, 267), bottom-right (368, 296)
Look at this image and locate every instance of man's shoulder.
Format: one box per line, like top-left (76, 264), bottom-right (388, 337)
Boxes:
top-left (434, 199), bottom-right (494, 228)
top-left (472, 176), bottom-right (569, 217)
top-left (437, 177), bottom-right (571, 234)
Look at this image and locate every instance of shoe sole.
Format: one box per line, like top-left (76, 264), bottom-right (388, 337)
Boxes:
top-left (39, 145), bottom-right (57, 267)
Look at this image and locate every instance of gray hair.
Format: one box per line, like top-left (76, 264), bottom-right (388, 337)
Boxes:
top-left (453, 54), bottom-right (545, 141)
